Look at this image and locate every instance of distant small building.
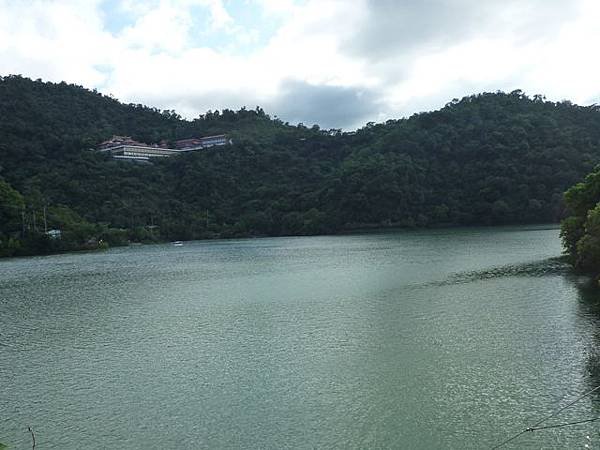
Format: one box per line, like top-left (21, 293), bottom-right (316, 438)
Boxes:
top-left (97, 136), bottom-right (144, 150)
top-left (105, 145), bottom-right (180, 160)
top-left (46, 229), bottom-right (62, 239)
top-left (175, 134), bottom-right (232, 151)
top-left (97, 134), bottom-right (231, 161)
top-left (174, 138), bottom-right (203, 150)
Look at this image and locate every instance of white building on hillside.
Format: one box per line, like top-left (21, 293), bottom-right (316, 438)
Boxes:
top-left (97, 134), bottom-right (231, 161)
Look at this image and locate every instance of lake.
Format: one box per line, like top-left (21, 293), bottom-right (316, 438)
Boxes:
top-left (2, 226), bottom-right (600, 448)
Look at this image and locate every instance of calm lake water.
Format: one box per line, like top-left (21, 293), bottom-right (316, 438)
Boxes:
top-left (2, 226), bottom-right (600, 449)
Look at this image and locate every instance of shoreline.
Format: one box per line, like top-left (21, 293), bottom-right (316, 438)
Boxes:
top-left (0, 222), bottom-right (561, 261)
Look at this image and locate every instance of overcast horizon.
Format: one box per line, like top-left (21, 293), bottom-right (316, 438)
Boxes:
top-left (1, 0), bottom-right (599, 130)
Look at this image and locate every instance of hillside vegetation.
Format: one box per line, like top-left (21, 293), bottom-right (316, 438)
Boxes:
top-left (2, 75), bottom-right (600, 256)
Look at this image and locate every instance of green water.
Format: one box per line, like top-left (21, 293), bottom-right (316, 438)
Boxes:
top-left (2, 226), bottom-right (600, 449)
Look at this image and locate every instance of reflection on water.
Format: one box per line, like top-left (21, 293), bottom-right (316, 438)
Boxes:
top-left (2, 226), bottom-right (600, 449)
top-left (574, 279), bottom-right (600, 402)
top-left (441, 256), bottom-right (571, 286)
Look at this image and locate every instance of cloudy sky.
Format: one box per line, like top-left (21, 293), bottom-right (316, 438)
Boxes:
top-left (1, 0), bottom-right (599, 129)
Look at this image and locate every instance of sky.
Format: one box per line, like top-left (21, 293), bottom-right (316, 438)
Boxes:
top-left (1, 0), bottom-right (599, 130)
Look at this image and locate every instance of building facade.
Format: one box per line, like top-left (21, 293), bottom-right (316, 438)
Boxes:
top-left (174, 134), bottom-right (232, 151)
top-left (97, 134), bottom-right (231, 161)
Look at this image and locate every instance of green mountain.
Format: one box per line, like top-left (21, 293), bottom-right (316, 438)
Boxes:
top-left (2, 74), bottom-right (600, 256)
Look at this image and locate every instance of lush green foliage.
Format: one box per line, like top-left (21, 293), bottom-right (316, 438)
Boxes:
top-left (3, 75), bottom-right (600, 256)
top-left (561, 167), bottom-right (600, 277)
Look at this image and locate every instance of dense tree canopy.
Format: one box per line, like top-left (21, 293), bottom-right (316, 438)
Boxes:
top-left (2, 75), bottom-right (600, 256)
top-left (561, 167), bottom-right (600, 278)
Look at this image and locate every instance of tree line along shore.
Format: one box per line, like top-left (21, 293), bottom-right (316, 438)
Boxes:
top-left (2, 75), bottom-right (600, 268)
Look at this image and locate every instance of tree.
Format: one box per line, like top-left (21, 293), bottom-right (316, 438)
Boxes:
top-left (0, 178), bottom-right (24, 236)
top-left (561, 166), bottom-right (600, 278)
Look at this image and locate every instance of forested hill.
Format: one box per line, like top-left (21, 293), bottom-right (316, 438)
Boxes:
top-left (2, 74), bottom-right (600, 255)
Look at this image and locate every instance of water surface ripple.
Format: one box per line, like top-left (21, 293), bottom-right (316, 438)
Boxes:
top-left (2, 226), bottom-right (600, 448)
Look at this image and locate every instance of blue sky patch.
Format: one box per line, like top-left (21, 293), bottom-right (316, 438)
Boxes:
top-left (99, 0), bottom-right (138, 35)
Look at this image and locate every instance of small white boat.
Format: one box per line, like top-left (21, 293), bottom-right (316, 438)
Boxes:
top-left (172, 241), bottom-right (183, 247)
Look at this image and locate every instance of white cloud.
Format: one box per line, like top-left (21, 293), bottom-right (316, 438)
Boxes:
top-left (523, 0), bottom-right (600, 104)
top-left (0, 0), bottom-right (115, 86)
top-left (200, 0), bottom-right (233, 29)
top-left (119, 3), bottom-right (193, 53)
top-left (252, 0), bottom-right (298, 17)
top-left (0, 0), bottom-right (598, 128)
top-left (256, 0), bottom-right (373, 87)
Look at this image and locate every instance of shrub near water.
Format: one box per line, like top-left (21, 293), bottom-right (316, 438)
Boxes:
top-left (561, 167), bottom-right (600, 279)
